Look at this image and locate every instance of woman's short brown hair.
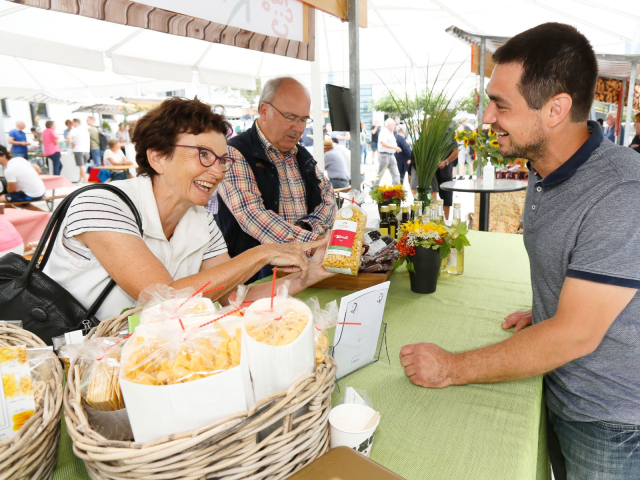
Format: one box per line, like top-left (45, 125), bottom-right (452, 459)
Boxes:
top-left (635, 112), bottom-right (640, 123)
top-left (131, 97), bottom-right (230, 178)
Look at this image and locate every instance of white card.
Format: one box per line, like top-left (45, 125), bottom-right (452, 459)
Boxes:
top-left (344, 386), bottom-right (366, 406)
top-left (332, 282), bottom-right (390, 379)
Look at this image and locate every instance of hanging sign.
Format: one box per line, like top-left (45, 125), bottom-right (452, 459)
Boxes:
top-left (132, 0), bottom-right (306, 41)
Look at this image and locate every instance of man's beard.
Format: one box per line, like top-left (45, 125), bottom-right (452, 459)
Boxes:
top-left (499, 118), bottom-right (548, 163)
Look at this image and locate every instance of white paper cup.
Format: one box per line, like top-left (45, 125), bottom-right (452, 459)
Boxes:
top-left (329, 403), bottom-right (380, 457)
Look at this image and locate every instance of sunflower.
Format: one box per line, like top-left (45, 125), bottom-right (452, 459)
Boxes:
top-left (488, 126), bottom-right (495, 137)
top-left (489, 139), bottom-right (500, 148)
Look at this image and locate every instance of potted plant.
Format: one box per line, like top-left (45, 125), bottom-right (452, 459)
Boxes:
top-left (369, 184), bottom-right (406, 214)
top-left (385, 77), bottom-right (464, 207)
top-left (394, 220), bottom-right (470, 294)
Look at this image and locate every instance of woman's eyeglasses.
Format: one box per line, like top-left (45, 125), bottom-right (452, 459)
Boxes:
top-left (173, 145), bottom-right (234, 172)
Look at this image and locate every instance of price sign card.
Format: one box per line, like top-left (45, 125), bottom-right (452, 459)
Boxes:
top-left (332, 282), bottom-right (390, 379)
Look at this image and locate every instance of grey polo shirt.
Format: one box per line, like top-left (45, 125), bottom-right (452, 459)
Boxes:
top-left (523, 120), bottom-right (640, 424)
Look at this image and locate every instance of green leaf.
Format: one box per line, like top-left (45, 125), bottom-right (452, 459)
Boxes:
top-left (393, 257), bottom-right (406, 270)
top-left (456, 222), bottom-right (469, 236)
top-left (406, 261), bottom-right (415, 273)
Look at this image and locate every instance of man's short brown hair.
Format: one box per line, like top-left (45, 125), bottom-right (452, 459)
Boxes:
top-left (131, 97), bottom-right (230, 179)
top-left (492, 23), bottom-right (597, 122)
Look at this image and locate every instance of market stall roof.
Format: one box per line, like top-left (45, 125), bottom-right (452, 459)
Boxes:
top-left (73, 98), bottom-right (138, 115)
top-left (0, 0), bottom-right (639, 99)
top-left (446, 25), bottom-right (640, 80)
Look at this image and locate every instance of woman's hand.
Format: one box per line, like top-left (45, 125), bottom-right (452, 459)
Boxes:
top-left (260, 239), bottom-right (326, 273)
top-left (302, 237), bottom-right (335, 286)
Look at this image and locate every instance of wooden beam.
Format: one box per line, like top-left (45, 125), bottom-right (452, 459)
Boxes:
top-left (9, 0), bottom-right (316, 61)
top-left (471, 45), bottom-right (495, 78)
top-left (302, 0), bottom-right (367, 28)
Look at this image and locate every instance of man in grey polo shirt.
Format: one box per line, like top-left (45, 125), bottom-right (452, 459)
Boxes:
top-left (400, 22), bottom-right (640, 479)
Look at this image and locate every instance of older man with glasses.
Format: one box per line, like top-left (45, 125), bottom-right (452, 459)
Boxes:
top-left (216, 77), bottom-right (337, 283)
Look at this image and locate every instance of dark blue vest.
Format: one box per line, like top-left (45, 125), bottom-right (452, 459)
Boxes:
top-left (216, 122), bottom-right (323, 276)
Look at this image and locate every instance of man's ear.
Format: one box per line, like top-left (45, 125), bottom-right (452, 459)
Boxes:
top-left (546, 93), bottom-right (573, 128)
top-left (258, 102), bottom-right (268, 122)
top-left (147, 149), bottom-right (166, 175)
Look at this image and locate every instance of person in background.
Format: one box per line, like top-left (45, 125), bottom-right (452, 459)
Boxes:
top-left (596, 118), bottom-right (604, 130)
top-left (42, 120), bottom-right (62, 175)
top-left (0, 145), bottom-right (45, 208)
top-left (331, 128), bottom-right (349, 147)
top-left (63, 120), bottom-right (73, 151)
top-left (103, 139), bottom-right (134, 174)
top-left (235, 125), bottom-right (242, 135)
top-left (30, 127), bottom-right (41, 143)
top-left (68, 118), bottom-right (90, 183)
top-left (360, 122), bottom-right (368, 164)
top-left (394, 124), bottom-right (412, 184)
top-left (115, 122), bottom-right (129, 156)
top-left (217, 77), bottom-right (336, 283)
top-left (370, 119), bottom-right (380, 164)
top-left (456, 118), bottom-right (474, 179)
top-left (86, 116), bottom-right (102, 165)
top-left (8, 121), bottom-right (29, 160)
top-left (604, 111), bottom-right (625, 145)
top-left (323, 136), bottom-right (350, 189)
top-left (629, 112), bottom-right (640, 154)
top-left (374, 118), bottom-right (401, 186)
top-left (401, 22), bottom-right (640, 479)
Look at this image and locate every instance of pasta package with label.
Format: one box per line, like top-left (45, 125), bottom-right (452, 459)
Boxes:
top-left (119, 317), bottom-right (250, 443)
top-left (242, 285), bottom-right (315, 402)
top-left (137, 284), bottom-right (217, 326)
top-left (323, 191), bottom-right (367, 276)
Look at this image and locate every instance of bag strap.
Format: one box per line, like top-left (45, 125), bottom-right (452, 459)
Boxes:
top-left (18, 183), bottom-right (144, 322)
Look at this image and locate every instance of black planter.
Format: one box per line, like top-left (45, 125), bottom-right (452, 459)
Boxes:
top-left (408, 247), bottom-right (441, 294)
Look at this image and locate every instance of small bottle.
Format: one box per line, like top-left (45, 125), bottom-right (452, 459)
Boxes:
top-left (401, 205), bottom-right (411, 226)
top-left (447, 203), bottom-right (464, 275)
top-left (388, 204), bottom-right (399, 239)
top-left (414, 201), bottom-right (423, 219)
top-left (436, 200), bottom-right (445, 224)
top-left (429, 204), bottom-right (438, 223)
top-left (379, 206), bottom-right (390, 237)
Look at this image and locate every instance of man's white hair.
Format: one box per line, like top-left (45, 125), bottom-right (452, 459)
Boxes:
top-left (259, 77), bottom-right (309, 107)
top-left (385, 117), bottom-right (396, 127)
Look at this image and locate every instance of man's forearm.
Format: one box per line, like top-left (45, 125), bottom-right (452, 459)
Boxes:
top-left (450, 316), bottom-right (594, 385)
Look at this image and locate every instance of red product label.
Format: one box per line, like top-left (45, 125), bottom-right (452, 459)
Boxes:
top-left (329, 229), bottom-right (356, 249)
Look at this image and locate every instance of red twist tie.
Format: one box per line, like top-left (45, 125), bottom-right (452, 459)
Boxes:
top-left (202, 285), bottom-right (225, 296)
top-left (178, 318), bottom-right (185, 332)
top-left (338, 322), bottom-right (362, 326)
top-left (197, 306), bottom-right (246, 329)
top-left (270, 267), bottom-right (277, 311)
top-left (177, 281), bottom-right (212, 310)
top-left (96, 333), bottom-right (132, 361)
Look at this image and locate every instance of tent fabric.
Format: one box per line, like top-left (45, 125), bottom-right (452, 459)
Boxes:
top-left (0, 0), bottom-right (639, 98)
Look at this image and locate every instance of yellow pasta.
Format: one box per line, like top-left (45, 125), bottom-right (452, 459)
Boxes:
top-left (246, 310), bottom-right (309, 346)
top-left (122, 328), bottom-right (242, 386)
top-left (322, 206), bottom-right (367, 276)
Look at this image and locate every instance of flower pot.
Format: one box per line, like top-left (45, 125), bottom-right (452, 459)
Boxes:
top-left (408, 247), bottom-right (441, 294)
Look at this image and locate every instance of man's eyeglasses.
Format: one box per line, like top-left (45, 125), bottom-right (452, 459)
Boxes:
top-left (173, 145), bottom-right (234, 172)
top-left (264, 102), bottom-right (313, 126)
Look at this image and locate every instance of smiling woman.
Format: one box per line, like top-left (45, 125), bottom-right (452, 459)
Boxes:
top-left (42, 97), bottom-right (332, 320)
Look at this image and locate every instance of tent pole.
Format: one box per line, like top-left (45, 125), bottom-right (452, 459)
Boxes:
top-left (311, 12), bottom-right (324, 171)
top-left (624, 61), bottom-right (637, 147)
top-left (348, 0), bottom-right (361, 190)
top-left (477, 37), bottom-right (486, 178)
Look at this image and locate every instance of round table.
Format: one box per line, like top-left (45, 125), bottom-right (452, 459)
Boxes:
top-left (440, 179), bottom-right (527, 231)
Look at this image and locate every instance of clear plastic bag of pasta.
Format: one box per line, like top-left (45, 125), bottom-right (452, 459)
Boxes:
top-left (137, 284), bottom-right (218, 325)
top-left (322, 190), bottom-right (368, 276)
top-left (119, 316), bottom-right (249, 443)
top-left (242, 283), bottom-right (315, 402)
top-left (306, 297), bottom-right (339, 366)
top-left (66, 337), bottom-right (134, 441)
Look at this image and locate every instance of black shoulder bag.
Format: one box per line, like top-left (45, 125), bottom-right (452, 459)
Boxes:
top-left (0, 184), bottom-right (143, 345)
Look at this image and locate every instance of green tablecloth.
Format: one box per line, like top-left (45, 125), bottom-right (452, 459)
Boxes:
top-left (53, 231), bottom-right (550, 480)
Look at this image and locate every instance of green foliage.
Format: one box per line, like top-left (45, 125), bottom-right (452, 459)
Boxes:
top-left (101, 121), bottom-right (112, 133)
top-left (459, 88), bottom-right (489, 115)
top-left (380, 64), bottom-right (466, 192)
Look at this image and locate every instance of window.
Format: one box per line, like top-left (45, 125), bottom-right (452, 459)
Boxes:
top-left (29, 102), bottom-right (49, 121)
top-left (165, 89), bottom-right (186, 97)
top-left (1, 99), bottom-right (8, 117)
top-left (102, 114), bottom-right (114, 119)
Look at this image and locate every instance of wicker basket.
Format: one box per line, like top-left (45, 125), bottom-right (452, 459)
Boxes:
top-left (0, 323), bottom-right (64, 480)
top-left (64, 309), bottom-right (337, 480)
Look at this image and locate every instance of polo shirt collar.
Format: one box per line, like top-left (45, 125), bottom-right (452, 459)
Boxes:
top-left (255, 120), bottom-right (298, 158)
top-left (527, 120), bottom-right (603, 187)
